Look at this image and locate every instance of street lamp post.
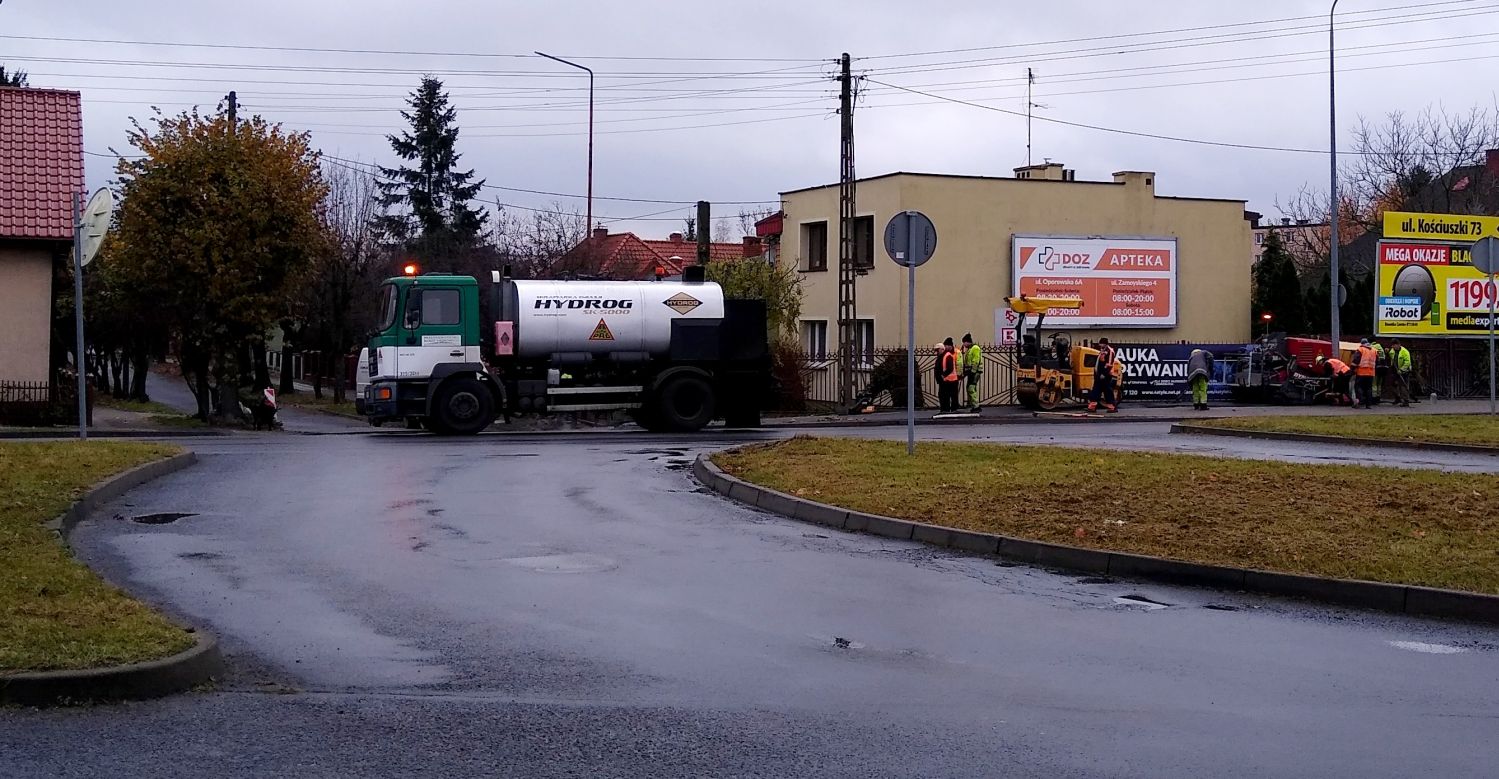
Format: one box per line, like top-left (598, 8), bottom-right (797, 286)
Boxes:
top-left (1262, 312), bottom-right (1274, 340)
top-left (535, 51), bottom-right (594, 252)
top-left (1328, 0), bottom-right (1342, 350)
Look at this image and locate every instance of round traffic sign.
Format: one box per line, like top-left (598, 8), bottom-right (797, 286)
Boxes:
top-left (1472, 236), bottom-right (1499, 275)
top-left (883, 211), bottom-right (937, 268)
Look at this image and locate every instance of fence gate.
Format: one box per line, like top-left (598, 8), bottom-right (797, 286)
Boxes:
top-left (791, 345), bottom-right (1017, 410)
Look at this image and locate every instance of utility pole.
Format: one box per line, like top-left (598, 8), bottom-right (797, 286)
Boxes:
top-left (837, 52), bottom-right (858, 410)
top-left (696, 200), bottom-right (711, 266)
top-left (1327, 0), bottom-right (1342, 350)
top-left (1026, 68), bottom-right (1034, 166)
top-left (226, 90), bottom-right (237, 130)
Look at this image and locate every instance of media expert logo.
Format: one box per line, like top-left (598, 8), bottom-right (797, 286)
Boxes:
top-left (1019, 245), bottom-right (1173, 272)
top-left (662, 292), bottom-right (702, 315)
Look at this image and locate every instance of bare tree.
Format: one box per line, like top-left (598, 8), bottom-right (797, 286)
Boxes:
top-left (299, 160), bottom-right (385, 402)
top-left (737, 206), bottom-right (774, 238)
top-left (492, 199), bottom-right (586, 278)
top-left (712, 217), bottom-right (735, 244)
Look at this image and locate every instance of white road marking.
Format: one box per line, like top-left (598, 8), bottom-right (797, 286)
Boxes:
top-left (1387, 640), bottom-right (1468, 655)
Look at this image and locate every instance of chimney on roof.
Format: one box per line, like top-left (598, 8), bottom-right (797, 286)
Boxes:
top-left (741, 235), bottom-right (762, 259)
top-left (592, 227), bottom-right (609, 241)
top-left (1112, 171), bottom-right (1155, 193)
top-left (1014, 162), bottom-right (1067, 181)
top-left (669, 232), bottom-right (684, 243)
top-left (1281, 218), bottom-right (1291, 226)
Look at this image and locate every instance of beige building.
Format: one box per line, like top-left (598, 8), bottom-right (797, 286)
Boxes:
top-left (0, 87), bottom-right (85, 386)
top-left (780, 164), bottom-right (1252, 359)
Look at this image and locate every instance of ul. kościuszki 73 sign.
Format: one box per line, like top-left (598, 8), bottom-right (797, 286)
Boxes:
top-left (1011, 236), bottom-right (1178, 327)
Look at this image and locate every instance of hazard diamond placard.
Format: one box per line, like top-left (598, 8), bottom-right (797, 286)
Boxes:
top-left (589, 318), bottom-right (615, 341)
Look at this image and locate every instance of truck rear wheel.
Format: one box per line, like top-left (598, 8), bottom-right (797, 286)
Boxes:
top-left (655, 373), bottom-right (715, 432)
top-left (432, 377), bottom-right (494, 436)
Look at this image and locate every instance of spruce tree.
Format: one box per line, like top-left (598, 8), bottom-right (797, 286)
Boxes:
top-left (375, 76), bottom-right (487, 262)
top-left (1252, 231), bottom-right (1307, 335)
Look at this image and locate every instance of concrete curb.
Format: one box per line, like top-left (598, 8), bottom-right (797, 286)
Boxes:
top-left (46, 451), bottom-right (200, 540)
top-left (8, 449), bottom-right (226, 706)
top-left (764, 412), bottom-right (1179, 430)
top-left (0, 429), bottom-right (226, 440)
top-left (1170, 423), bottom-right (1499, 456)
top-left (0, 633), bottom-right (223, 707)
top-left (694, 453), bottom-right (1499, 625)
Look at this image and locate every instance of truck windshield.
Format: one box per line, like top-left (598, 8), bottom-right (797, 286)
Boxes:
top-left (377, 284), bottom-right (398, 332)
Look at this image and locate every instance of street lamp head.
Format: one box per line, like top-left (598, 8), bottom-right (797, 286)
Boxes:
top-left (1261, 313), bottom-right (1273, 321)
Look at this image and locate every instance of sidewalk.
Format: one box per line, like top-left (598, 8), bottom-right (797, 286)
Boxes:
top-left (765, 398), bottom-right (1498, 429)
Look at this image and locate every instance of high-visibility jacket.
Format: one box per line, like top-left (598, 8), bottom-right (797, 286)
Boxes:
top-left (1356, 346), bottom-right (1377, 376)
top-left (1325, 358), bottom-right (1351, 376)
top-left (1392, 346), bottom-right (1413, 373)
top-left (940, 350), bottom-right (960, 382)
top-left (1096, 344), bottom-right (1117, 378)
top-left (962, 344), bottom-right (983, 377)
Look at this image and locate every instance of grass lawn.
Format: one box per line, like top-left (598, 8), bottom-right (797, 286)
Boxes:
top-left (1194, 414), bottom-right (1499, 448)
top-left (715, 437), bottom-right (1499, 594)
top-left (0, 442), bottom-right (195, 673)
top-left (276, 392), bottom-right (362, 419)
top-left (95, 396), bottom-right (205, 429)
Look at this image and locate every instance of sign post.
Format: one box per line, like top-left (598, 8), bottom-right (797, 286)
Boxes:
top-left (884, 211), bottom-right (937, 455)
top-left (1472, 237), bottom-right (1499, 414)
top-left (72, 188), bottom-right (114, 440)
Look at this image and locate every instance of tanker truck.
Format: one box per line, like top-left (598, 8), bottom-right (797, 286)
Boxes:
top-left (361, 267), bottom-right (773, 435)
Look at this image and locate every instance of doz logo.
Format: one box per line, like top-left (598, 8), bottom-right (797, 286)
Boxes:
top-left (1020, 245), bottom-right (1094, 272)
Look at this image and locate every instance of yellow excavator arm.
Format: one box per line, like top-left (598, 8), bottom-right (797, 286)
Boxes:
top-left (1003, 295), bottom-right (1083, 316)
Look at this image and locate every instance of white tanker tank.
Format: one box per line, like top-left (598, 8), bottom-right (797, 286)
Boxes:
top-left (498, 279), bottom-right (727, 358)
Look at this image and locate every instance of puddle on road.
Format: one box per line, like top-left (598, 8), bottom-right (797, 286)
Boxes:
top-left (1202, 603), bottom-right (1241, 612)
top-left (504, 552), bottom-right (617, 574)
top-left (1074, 576), bottom-right (1115, 585)
top-left (1388, 640), bottom-right (1468, 655)
top-left (129, 512), bottom-right (198, 525)
top-left (1114, 594), bottom-right (1170, 611)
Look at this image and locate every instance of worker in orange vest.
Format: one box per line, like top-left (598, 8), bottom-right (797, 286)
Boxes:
top-left (1317, 355), bottom-right (1354, 406)
top-left (1352, 338), bottom-right (1378, 409)
top-left (938, 337), bottom-right (962, 412)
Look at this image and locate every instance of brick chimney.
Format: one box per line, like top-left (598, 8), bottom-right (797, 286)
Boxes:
top-left (741, 235), bottom-right (763, 259)
top-left (592, 227), bottom-right (609, 241)
top-left (669, 232), bottom-right (685, 243)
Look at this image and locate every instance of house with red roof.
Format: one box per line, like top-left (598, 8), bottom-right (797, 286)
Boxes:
top-left (0, 86), bottom-right (83, 384)
top-left (553, 227), bottom-right (763, 280)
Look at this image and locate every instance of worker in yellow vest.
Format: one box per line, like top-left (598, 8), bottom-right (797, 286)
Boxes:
top-left (960, 333), bottom-right (983, 413)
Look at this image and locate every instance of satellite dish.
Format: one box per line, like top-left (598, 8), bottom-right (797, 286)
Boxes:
top-left (79, 188), bottom-right (114, 268)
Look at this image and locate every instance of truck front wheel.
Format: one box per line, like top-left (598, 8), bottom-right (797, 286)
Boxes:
top-left (431, 377), bottom-right (495, 436)
top-left (655, 373), bottom-right (716, 432)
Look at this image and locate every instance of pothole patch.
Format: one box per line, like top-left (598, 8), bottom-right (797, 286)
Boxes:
top-left (1114, 594), bottom-right (1170, 611)
top-left (130, 512), bottom-right (198, 525)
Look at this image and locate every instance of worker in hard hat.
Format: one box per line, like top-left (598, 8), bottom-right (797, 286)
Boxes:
top-left (1316, 354), bottom-right (1354, 406)
top-left (960, 333), bottom-right (982, 413)
top-left (1353, 339), bottom-right (1378, 409)
top-left (938, 338), bottom-right (962, 412)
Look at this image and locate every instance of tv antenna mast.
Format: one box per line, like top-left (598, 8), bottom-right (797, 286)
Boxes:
top-left (1025, 68), bottom-right (1049, 166)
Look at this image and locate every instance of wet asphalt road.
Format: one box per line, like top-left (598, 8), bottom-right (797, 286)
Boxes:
top-left (4, 424), bottom-right (1499, 778)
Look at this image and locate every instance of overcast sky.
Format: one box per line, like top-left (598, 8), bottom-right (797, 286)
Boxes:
top-left (4, 0), bottom-right (1495, 237)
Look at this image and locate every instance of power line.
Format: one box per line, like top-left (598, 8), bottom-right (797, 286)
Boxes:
top-left (866, 4), bottom-right (1499, 76)
top-left (860, 0), bottom-right (1483, 60)
top-left (0, 33), bottom-right (826, 63)
top-left (864, 77), bottom-right (1330, 154)
top-left (322, 154), bottom-right (777, 205)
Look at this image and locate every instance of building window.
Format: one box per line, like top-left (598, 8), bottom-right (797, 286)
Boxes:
top-left (854, 215), bottom-right (875, 269)
top-left (801, 320), bottom-right (828, 360)
top-left (855, 319), bottom-right (875, 366)
top-left (801, 221), bottom-right (828, 272)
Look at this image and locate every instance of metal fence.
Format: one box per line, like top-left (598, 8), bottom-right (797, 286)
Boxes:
top-left (0, 379), bottom-right (88, 426)
top-left (795, 346), bottom-right (1017, 410)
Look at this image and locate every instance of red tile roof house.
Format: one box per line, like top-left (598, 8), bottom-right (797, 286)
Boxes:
top-left (0, 87), bottom-right (84, 385)
top-left (553, 228), bottom-right (763, 280)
